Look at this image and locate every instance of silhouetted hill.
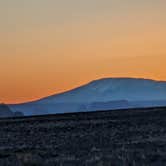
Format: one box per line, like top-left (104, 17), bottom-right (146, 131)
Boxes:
top-left (0, 104), bottom-right (23, 118)
top-left (0, 104), bottom-right (14, 117)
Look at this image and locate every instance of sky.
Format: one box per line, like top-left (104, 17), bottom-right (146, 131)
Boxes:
top-left (0, 0), bottom-right (166, 103)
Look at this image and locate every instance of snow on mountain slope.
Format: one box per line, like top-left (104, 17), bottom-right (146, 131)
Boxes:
top-left (9, 78), bottom-right (166, 116)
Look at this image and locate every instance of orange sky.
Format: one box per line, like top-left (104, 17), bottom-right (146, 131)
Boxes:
top-left (0, 0), bottom-right (166, 103)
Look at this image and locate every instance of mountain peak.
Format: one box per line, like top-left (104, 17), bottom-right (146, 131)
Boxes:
top-left (89, 77), bottom-right (158, 84)
top-left (33, 77), bottom-right (166, 103)
top-left (10, 77), bottom-right (166, 116)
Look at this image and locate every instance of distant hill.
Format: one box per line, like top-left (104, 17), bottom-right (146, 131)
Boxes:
top-left (9, 78), bottom-right (166, 116)
top-left (0, 104), bottom-right (13, 117)
top-left (0, 103), bottom-right (23, 118)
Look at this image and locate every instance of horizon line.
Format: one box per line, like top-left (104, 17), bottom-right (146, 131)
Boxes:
top-left (7, 76), bottom-right (166, 105)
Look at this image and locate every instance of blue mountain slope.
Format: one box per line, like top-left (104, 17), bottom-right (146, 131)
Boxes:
top-left (9, 78), bottom-right (166, 116)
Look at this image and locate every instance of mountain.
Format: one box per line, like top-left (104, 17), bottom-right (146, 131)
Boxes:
top-left (9, 78), bottom-right (166, 116)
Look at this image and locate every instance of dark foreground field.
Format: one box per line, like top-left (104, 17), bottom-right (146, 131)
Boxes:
top-left (0, 107), bottom-right (166, 165)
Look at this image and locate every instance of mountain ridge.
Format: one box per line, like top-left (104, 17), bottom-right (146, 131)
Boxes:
top-left (36, 77), bottom-right (166, 103)
top-left (9, 77), bottom-right (166, 116)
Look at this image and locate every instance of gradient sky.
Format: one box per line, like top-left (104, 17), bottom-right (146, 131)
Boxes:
top-left (1, 0), bottom-right (166, 103)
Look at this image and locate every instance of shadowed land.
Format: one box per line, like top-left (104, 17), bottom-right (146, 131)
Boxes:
top-left (0, 107), bottom-right (166, 165)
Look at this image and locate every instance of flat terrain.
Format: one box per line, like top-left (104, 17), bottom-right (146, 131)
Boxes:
top-left (0, 107), bottom-right (166, 165)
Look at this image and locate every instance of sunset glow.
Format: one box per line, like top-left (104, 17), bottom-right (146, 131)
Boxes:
top-left (1, 0), bottom-right (166, 103)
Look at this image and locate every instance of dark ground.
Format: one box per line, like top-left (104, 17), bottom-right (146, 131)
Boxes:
top-left (0, 107), bottom-right (166, 165)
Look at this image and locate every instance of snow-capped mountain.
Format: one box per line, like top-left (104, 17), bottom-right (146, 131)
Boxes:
top-left (9, 78), bottom-right (166, 116)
